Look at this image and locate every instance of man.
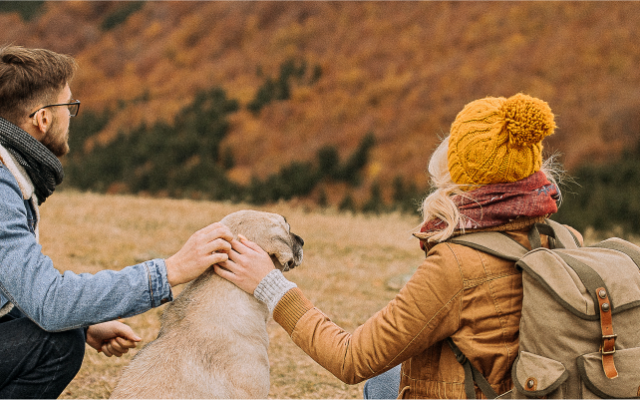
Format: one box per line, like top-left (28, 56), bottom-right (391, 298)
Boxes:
top-left (0, 45), bottom-right (234, 398)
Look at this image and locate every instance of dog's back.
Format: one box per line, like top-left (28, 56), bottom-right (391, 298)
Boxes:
top-left (110, 211), bottom-right (303, 399)
top-left (110, 270), bottom-right (271, 399)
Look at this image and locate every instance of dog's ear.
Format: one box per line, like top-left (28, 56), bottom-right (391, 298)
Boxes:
top-left (221, 210), bottom-right (304, 271)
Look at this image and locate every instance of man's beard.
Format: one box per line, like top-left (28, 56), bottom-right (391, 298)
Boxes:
top-left (41, 117), bottom-right (70, 157)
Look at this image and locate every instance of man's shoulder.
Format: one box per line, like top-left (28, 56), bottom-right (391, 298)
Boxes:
top-left (0, 159), bottom-right (24, 203)
top-left (0, 143), bottom-right (35, 201)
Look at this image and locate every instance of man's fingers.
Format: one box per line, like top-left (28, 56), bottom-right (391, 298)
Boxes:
top-left (115, 336), bottom-right (137, 349)
top-left (102, 343), bottom-right (113, 357)
top-left (109, 341), bottom-right (126, 353)
top-left (200, 223), bottom-right (233, 243)
top-left (109, 338), bottom-right (123, 352)
top-left (113, 321), bottom-right (142, 342)
top-left (204, 238), bottom-right (232, 255)
top-left (208, 252), bottom-right (229, 266)
top-left (107, 342), bottom-right (126, 357)
top-left (110, 337), bottom-right (134, 353)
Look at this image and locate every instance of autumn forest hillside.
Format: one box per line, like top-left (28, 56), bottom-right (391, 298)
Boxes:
top-left (1, 2), bottom-right (640, 232)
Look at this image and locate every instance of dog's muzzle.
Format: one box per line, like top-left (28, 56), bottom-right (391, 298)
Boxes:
top-left (284, 233), bottom-right (304, 271)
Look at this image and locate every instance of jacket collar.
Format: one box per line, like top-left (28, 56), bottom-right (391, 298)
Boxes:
top-left (0, 142), bottom-right (35, 201)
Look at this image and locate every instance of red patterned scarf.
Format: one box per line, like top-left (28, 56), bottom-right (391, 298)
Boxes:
top-left (419, 170), bottom-right (559, 242)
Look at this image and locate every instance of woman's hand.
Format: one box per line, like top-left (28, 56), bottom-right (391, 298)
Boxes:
top-left (214, 235), bottom-right (276, 294)
top-left (165, 222), bottom-right (234, 286)
top-left (86, 320), bottom-right (141, 357)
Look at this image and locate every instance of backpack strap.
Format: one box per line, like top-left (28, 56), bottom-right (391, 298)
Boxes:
top-left (446, 221), bottom-right (577, 398)
top-left (447, 338), bottom-right (498, 399)
top-left (449, 232), bottom-right (529, 262)
top-left (446, 233), bottom-right (522, 398)
top-left (449, 219), bottom-right (578, 260)
top-left (539, 219), bottom-right (581, 249)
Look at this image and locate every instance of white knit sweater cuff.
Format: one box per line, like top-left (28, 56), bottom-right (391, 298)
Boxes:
top-left (254, 269), bottom-right (297, 314)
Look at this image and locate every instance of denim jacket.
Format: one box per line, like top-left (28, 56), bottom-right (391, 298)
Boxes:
top-left (0, 145), bottom-right (173, 331)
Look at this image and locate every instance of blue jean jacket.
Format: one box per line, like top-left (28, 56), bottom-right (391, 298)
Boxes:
top-left (0, 164), bottom-right (173, 332)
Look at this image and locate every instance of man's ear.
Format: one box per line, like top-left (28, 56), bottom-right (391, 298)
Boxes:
top-left (31, 110), bottom-right (51, 139)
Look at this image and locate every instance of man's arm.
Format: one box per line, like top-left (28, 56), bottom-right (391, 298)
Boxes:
top-left (0, 166), bottom-right (169, 330)
top-left (0, 166), bottom-right (231, 332)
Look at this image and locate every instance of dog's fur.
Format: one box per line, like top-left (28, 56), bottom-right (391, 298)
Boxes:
top-left (110, 210), bottom-right (304, 399)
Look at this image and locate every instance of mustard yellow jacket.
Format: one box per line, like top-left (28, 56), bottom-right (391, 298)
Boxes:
top-left (273, 221), bottom-right (582, 399)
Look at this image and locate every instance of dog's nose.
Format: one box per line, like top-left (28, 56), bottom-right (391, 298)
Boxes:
top-left (293, 233), bottom-right (304, 247)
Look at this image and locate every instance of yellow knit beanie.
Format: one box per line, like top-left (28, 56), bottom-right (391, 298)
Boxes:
top-left (447, 93), bottom-right (556, 186)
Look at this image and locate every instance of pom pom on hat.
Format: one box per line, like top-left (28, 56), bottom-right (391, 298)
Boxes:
top-left (502, 93), bottom-right (555, 147)
top-left (447, 93), bottom-right (556, 186)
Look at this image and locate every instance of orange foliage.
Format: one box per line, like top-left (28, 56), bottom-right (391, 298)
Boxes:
top-left (1, 2), bottom-right (640, 204)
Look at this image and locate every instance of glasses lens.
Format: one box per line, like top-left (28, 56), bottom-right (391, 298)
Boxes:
top-left (68, 102), bottom-right (80, 117)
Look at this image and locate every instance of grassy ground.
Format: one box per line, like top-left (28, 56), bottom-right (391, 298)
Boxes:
top-left (38, 191), bottom-right (425, 399)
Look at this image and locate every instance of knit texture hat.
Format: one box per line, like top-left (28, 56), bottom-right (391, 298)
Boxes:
top-left (447, 93), bottom-right (556, 186)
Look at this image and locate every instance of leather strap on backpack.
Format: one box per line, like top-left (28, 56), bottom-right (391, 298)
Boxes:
top-left (447, 338), bottom-right (498, 399)
top-left (596, 287), bottom-right (619, 379)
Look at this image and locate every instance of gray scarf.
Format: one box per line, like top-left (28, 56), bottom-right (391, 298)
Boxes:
top-left (0, 117), bottom-right (64, 203)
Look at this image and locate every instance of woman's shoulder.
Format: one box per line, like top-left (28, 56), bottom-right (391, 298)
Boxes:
top-left (417, 241), bottom-right (480, 283)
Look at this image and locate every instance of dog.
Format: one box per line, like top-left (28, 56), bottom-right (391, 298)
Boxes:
top-left (110, 210), bottom-right (304, 399)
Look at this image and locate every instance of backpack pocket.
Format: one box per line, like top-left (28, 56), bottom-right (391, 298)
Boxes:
top-left (577, 347), bottom-right (640, 399)
top-left (512, 351), bottom-right (569, 398)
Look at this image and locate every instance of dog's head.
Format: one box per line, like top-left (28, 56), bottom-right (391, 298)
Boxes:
top-left (220, 210), bottom-right (303, 272)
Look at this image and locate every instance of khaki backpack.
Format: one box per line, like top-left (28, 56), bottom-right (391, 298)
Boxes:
top-left (447, 219), bottom-right (640, 399)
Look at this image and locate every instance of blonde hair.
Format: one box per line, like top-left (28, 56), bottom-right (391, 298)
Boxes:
top-left (419, 136), bottom-right (564, 243)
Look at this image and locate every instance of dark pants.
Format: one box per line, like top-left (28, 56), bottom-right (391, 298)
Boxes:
top-left (0, 307), bottom-right (85, 399)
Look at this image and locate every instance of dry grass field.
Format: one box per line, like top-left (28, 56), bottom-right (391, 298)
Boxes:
top-left (38, 190), bottom-right (425, 399)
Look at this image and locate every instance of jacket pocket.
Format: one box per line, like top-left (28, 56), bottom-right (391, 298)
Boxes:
top-left (577, 347), bottom-right (640, 399)
top-left (512, 351), bottom-right (569, 398)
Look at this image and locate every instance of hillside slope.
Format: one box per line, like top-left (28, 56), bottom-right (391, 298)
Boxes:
top-left (1, 1), bottom-right (639, 206)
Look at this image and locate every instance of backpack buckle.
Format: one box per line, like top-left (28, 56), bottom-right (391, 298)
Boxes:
top-left (601, 334), bottom-right (617, 355)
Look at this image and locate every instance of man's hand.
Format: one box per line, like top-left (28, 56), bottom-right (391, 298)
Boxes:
top-left (165, 222), bottom-right (234, 286)
top-left (214, 234), bottom-right (276, 294)
top-left (86, 320), bottom-right (141, 357)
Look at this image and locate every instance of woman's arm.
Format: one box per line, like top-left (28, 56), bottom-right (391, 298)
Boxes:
top-left (217, 236), bottom-right (464, 384)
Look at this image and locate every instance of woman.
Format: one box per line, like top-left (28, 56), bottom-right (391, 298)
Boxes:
top-left (216, 93), bottom-right (581, 399)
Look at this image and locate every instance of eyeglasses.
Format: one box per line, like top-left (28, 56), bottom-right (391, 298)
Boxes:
top-left (28, 100), bottom-right (81, 118)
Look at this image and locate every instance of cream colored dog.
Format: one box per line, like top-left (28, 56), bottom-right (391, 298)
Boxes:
top-left (110, 210), bottom-right (304, 399)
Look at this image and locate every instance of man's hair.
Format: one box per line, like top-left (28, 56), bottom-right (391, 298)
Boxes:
top-left (0, 45), bottom-right (77, 125)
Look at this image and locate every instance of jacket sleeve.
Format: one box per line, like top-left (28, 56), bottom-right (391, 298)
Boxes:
top-left (272, 244), bottom-right (464, 384)
top-left (0, 166), bottom-right (173, 332)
